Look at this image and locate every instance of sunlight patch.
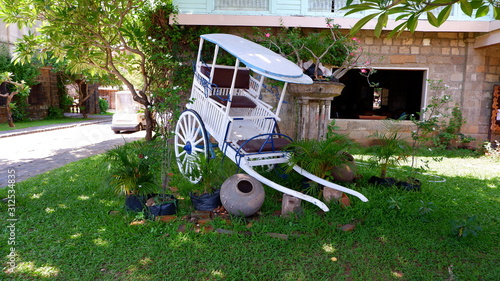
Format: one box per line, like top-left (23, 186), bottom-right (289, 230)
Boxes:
top-left (45, 207), bottom-right (55, 214)
top-left (211, 269), bottom-right (225, 278)
top-left (30, 192), bottom-right (44, 199)
top-left (93, 238), bottom-right (109, 246)
top-left (70, 233), bottom-right (82, 239)
top-left (98, 199), bottom-right (116, 206)
top-left (15, 261), bottom-right (60, 277)
top-left (392, 270), bottom-right (404, 278)
top-left (78, 195), bottom-right (90, 200)
top-left (58, 204), bottom-right (68, 209)
top-left (322, 243), bottom-right (336, 253)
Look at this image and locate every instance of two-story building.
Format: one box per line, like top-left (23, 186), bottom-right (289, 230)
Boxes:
top-left (172, 0), bottom-right (500, 146)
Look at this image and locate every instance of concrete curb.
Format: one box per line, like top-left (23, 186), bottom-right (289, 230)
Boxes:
top-left (0, 118), bottom-right (112, 139)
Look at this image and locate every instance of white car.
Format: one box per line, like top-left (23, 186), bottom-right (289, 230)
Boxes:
top-left (111, 91), bottom-right (146, 134)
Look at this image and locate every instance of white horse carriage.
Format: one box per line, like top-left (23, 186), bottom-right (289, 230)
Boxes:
top-left (174, 34), bottom-right (368, 212)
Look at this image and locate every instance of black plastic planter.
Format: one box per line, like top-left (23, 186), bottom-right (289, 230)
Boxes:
top-left (146, 194), bottom-right (178, 219)
top-left (125, 195), bottom-right (146, 212)
top-left (190, 189), bottom-right (222, 211)
top-left (396, 179), bottom-right (422, 192)
top-left (368, 176), bottom-right (397, 187)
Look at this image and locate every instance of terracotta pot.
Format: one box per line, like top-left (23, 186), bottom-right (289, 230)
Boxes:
top-left (220, 174), bottom-right (265, 217)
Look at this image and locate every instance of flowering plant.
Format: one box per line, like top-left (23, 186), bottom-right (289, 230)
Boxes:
top-left (255, 18), bottom-right (374, 81)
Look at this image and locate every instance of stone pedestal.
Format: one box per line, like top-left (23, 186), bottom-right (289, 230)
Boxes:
top-left (288, 82), bottom-right (345, 140)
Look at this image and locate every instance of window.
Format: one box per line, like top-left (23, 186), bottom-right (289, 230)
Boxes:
top-left (332, 69), bottom-right (425, 120)
top-left (215, 0), bottom-right (269, 11)
top-left (309, 0), bottom-right (335, 12)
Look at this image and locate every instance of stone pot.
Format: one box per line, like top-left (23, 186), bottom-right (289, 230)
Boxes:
top-left (288, 81), bottom-right (345, 99)
top-left (220, 174), bottom-right (265, 217)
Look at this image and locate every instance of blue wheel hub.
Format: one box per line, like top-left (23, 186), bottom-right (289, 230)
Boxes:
top-left (183, 141), bottom-right (192, 155)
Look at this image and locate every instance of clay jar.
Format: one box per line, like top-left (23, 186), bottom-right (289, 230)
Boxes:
top-left (220, 174), bottom-right (265, 217)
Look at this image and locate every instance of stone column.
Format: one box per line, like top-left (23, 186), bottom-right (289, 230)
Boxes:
top-left (288, 81), bottom-right (345, 140)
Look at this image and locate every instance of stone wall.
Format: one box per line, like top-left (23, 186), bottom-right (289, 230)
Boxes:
top-left (29, 67), bottom-right (60, 120)
top-left (271, 30), bottom-right (500, 147)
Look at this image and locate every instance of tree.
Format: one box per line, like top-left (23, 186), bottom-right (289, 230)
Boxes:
top-left (0, 72), bottom-right (30, 127)
top-left (0, 0), bottom-right (161, 140)
top-left (343, 0), bottom-right (500, 37)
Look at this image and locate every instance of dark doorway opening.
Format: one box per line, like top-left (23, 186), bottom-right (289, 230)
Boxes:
top-left (332, 69), bottom-right (425, 119)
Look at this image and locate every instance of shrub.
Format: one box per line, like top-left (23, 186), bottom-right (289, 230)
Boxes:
top-left (99, 98), bottom-right (109, 113)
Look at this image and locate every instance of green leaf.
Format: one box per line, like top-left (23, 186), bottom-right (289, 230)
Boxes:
top-left (388, 22), bottom-right (408, 38)
top-left (407, 15), bottom-right (419, 32)
top-left (349, 13), bottom-right (381, 36)
top-left (460, 0), bottom-right (473, 16)
top-left (343, 4), bottom-right (379, 15)
top-left (494, 6), bottom-right (500, 20)
top-left (469, 0), bottom-right (484, 9)
top-left (374, 13), bottom-right (388, 37)
top-left (475, 5), bottom-right (490, 17)
top-left (427, 12), bottom-right (439, 27)
top-left (437, 5), bottom-right (453, 26)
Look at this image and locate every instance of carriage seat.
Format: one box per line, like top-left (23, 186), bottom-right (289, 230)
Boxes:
top-left (201, 66), bottom-right (250, 89)
top-left (236, 137), bottom-right (291, 153)
top-left (209, 95), bottom-right (256, 108)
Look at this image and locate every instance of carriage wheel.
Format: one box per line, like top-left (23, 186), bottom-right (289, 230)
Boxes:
top-left (174, 110), bottom-right (209, 183)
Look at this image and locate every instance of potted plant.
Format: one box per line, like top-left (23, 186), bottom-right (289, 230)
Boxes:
top-left (105, 141), bottom-right (162, 212)
top-left (255, 19), bottom-right (378, 140)
top-left (366, 120), bottom-right (420, 190)
top-left (284, 132), bottom-right (357, 204)
top-left (185, 153), bottom-right (229, 211)
top-left (256, 18), bottom-right (371, 82)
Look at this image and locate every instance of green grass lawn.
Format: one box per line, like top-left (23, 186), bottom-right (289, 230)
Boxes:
top-left (1, 149), bottom-right (499, 280)
top-left (0, 118), bottom-right (88, 132)
top-left (0, 113), bottom-right (113, 132)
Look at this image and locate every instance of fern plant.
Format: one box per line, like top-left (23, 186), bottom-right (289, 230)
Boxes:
top-left (105, 141), bottom-right (158, 196)
top-left (285, 134), bottom-right (354, 180)
top-left (368, 120), bottom-right (411, 178)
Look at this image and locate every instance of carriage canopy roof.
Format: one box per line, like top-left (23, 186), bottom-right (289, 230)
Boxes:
top-left (201, 34), bottom-right (313, 85)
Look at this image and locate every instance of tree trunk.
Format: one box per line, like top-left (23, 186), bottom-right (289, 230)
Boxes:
top-left (5, 94), bottom-right (15, 127)
top-left (144, 106), bottom-right (154, 141)
top-left (5, 95), bottom-right (16, 128)
top-left (76, 80), bottom-right (89, 118)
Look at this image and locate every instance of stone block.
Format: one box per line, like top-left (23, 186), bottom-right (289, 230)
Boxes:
top-left (281, 194), bottom-right (301, 217)
top-left (390, 55), bottom-right (416, 64)
top-left (486, 74), bottom-right (500, 82)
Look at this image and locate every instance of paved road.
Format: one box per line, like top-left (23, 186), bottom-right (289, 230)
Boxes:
top-left (0, 117), bottom-right (146, 188)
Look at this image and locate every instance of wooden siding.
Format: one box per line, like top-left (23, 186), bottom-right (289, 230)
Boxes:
top-left (172, 0), bottom-right (493, 22)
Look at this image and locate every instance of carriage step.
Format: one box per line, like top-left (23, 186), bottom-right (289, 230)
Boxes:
top-left (236, 137), bottom-right (291, 153)
top-left (209, 95), bottom-right (257, 108)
